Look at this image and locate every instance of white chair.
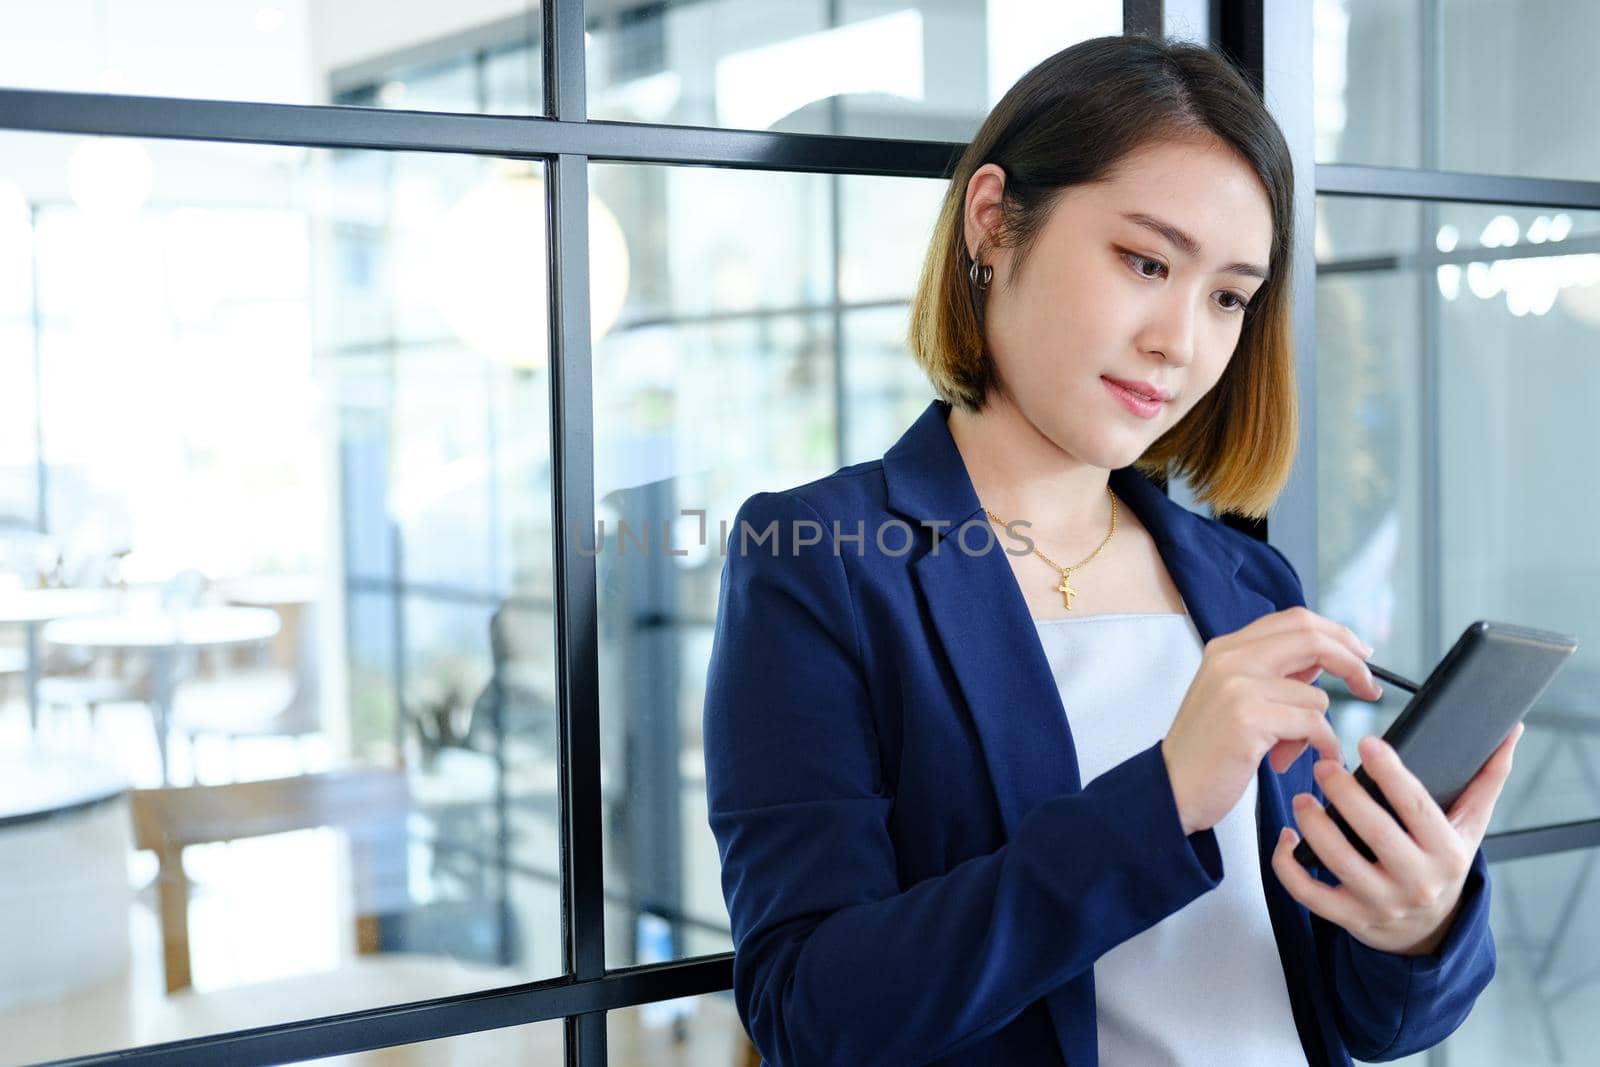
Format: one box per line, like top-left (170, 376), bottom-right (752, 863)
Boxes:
top-left (0, 645), bottom-right (26, 706)
top-left (36, 636), bottom-right (154, 732)
top-left (169, 602), bottom-right (320, 783)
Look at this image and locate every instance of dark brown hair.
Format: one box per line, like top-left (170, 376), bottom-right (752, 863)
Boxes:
top-left (907, 35), bottom-right (1297, 518)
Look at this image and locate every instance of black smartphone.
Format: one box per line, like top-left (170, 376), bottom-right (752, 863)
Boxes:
top-left (1294, 620), bottom-right (1578, 872)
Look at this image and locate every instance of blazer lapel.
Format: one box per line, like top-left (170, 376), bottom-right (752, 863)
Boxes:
top-left (884, 399), bottom-right (1276, 837)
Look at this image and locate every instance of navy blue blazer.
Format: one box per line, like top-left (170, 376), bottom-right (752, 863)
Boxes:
top-left (703, 398), bottom-right (1494, 1066)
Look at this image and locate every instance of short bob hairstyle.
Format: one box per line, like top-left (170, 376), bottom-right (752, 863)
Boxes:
top-left (907, 35), bottom-right (1297, 520)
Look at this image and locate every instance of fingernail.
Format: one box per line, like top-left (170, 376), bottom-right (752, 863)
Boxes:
top-left (1361, 642), bottom-right (1375, 657)
top-left (1312, 760), bottom-right (1333, 782)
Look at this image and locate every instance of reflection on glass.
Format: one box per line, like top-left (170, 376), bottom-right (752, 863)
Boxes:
top-left (0, 3), bottom-right (543, 114)
top-left (588, 0), bottom-right (1121, 139)
top-left (1314, 258), bottom-right (1424, 677)
top-left (1317, 0), bottom-right (1600, 182)
top-left (843, 305), bottom-right (943, 465)
top-left (593, 165), bottom-right (831, 323)
top-left (595, 311), bottom-right (835, 971)
top-left (1316, 194), bottom-right (1600, 831)
top-left (1436, 0), bottom-right (1600, 182)
top-left (0, 130), bottom-right (560, 1064)
top-left (593, 163), bottom-right (941, 968)
top-left (1431, 204), bottom-right (1600, 258)
top-left (0, 182), bottom-right (35, 529)
top-left (1383, 849), bottom-right (1600, 1066)
top-left (1316, 197), bottom-right (1420, 264)
top-left (607, 991), bottom-right (747, 1066)
top-left (0, 0), bottom-right (1145, 137)
top-left (0, 327), bottom-right (37, 528)
top-left (1436, 222), bottom-right (1600, 834)
top-left (1312, 0), bottom-right (1421, 170)
top-left (838, 173), bottom-right (947, 305)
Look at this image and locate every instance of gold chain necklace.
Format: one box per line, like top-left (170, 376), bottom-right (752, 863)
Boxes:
top-left (983, 487), bottom-right (1118, 611)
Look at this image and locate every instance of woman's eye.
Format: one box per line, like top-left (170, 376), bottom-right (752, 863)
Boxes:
top-left (1121, 249), bottom-right (1251, 313)
top-left (1122, 252), bottom-right (1166, 278)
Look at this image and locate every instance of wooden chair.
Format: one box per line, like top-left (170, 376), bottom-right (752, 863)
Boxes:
top-left (133, 769), bottom-right (768, 1063)
top-left (128, 768), bottom-right (410, 993)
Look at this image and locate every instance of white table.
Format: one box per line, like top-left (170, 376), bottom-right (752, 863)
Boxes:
top-left (0, 588), bottom-right (118, 730)
top-left (214, 574), bottom-right (320, 607)
top-left (43, 607), bottom-right (281, 785)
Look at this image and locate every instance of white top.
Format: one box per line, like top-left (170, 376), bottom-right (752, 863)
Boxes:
top-left (1032, 612), bottom-right (1307, 1066)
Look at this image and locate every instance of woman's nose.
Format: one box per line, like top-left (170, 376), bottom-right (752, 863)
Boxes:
top-left (1137, 296), bottom-right (1199, 365)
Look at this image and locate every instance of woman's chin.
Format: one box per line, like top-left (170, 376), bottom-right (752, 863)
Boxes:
top-left (1072, 428), bottom-right (1158, 472)
top-left (1031, 411), bottom-right (1162, 471)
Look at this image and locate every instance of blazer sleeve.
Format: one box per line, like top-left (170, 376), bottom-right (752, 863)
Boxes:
top-left (1262, 541), bottom-right (1497, 1061)
top-left (704, 490), bottom-right (1226, 1067)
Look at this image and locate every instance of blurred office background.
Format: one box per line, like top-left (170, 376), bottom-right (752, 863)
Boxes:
top-left (0, 0), bottom-right (1594, 1064)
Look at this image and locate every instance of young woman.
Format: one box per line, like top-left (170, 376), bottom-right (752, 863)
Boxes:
top-left (703, 35), bottom-right (1519, 1067)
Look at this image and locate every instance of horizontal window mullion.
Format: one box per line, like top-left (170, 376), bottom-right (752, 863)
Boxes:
top-left (1318, 163), bottom-right (1600, 211)
top-left (0, 88), bottom-right (961, 177)
top-left (40, 956), bottom-right (733, 1067)
top-left (16, 96), bottom-right (1600, 208)
top-left (1484, 817), bottom-right (1600, 864)
top-left (1318, 231), bottom-right (1600, 275)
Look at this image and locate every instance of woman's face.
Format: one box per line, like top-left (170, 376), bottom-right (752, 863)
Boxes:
top-left (965, 136), bottom-right (1275, 471)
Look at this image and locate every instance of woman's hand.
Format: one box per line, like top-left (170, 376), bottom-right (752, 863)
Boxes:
top-left (1270, 723), bottom-right (1523, 956)
top-left (1162, 606), bottom-right (1382, 836)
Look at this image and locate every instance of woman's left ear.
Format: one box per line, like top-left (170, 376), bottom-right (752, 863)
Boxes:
top-left (962, 163), bottom-right (1008, 260)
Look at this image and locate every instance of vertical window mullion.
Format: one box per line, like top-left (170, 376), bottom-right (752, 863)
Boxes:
top-left (546, 1), bottom-right (605, 1065)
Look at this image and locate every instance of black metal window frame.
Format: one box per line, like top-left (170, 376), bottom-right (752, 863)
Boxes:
top-left (1, 1), bottom-right (1597, 1064)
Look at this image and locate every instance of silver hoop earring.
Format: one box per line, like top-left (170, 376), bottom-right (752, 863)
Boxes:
top-left (968, 259), bottom-right (993, 290)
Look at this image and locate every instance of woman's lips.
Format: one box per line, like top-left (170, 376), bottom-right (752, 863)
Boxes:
top-left (1102, 376), bottom-right (1164, 419)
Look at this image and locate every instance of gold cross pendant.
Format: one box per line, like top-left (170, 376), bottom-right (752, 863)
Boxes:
top-left (1056, 571), bottom-right (1077, 611)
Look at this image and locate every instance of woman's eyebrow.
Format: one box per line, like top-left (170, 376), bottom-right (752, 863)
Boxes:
top-left (1120, 211), bottom-right (1269, 282)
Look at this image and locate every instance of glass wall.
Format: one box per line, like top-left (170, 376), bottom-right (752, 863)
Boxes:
top-left (605, 992), bottom-right (744, 1064)
top-left (1316, 4), bottom-right (1600, 1058)
top-left (0, 1), bottom-right (544, 114)
top-left (0, 129), bottom-right (563, 1063)
top-left (1316, 193), bottom-right (1600, 837)
top-left (586, 0), bottom-right (1120, 139)
top-left (589, 161), bottom-right (948, 968)
top-left (4, 0), bottom-right (1596, 1064)
top-left (1316, 0), bottom-right (1600, 181)
top-left (0, 0), bottom-right (1122, 137)
top-left (1390, 848), bottom-right (1600, 1066)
